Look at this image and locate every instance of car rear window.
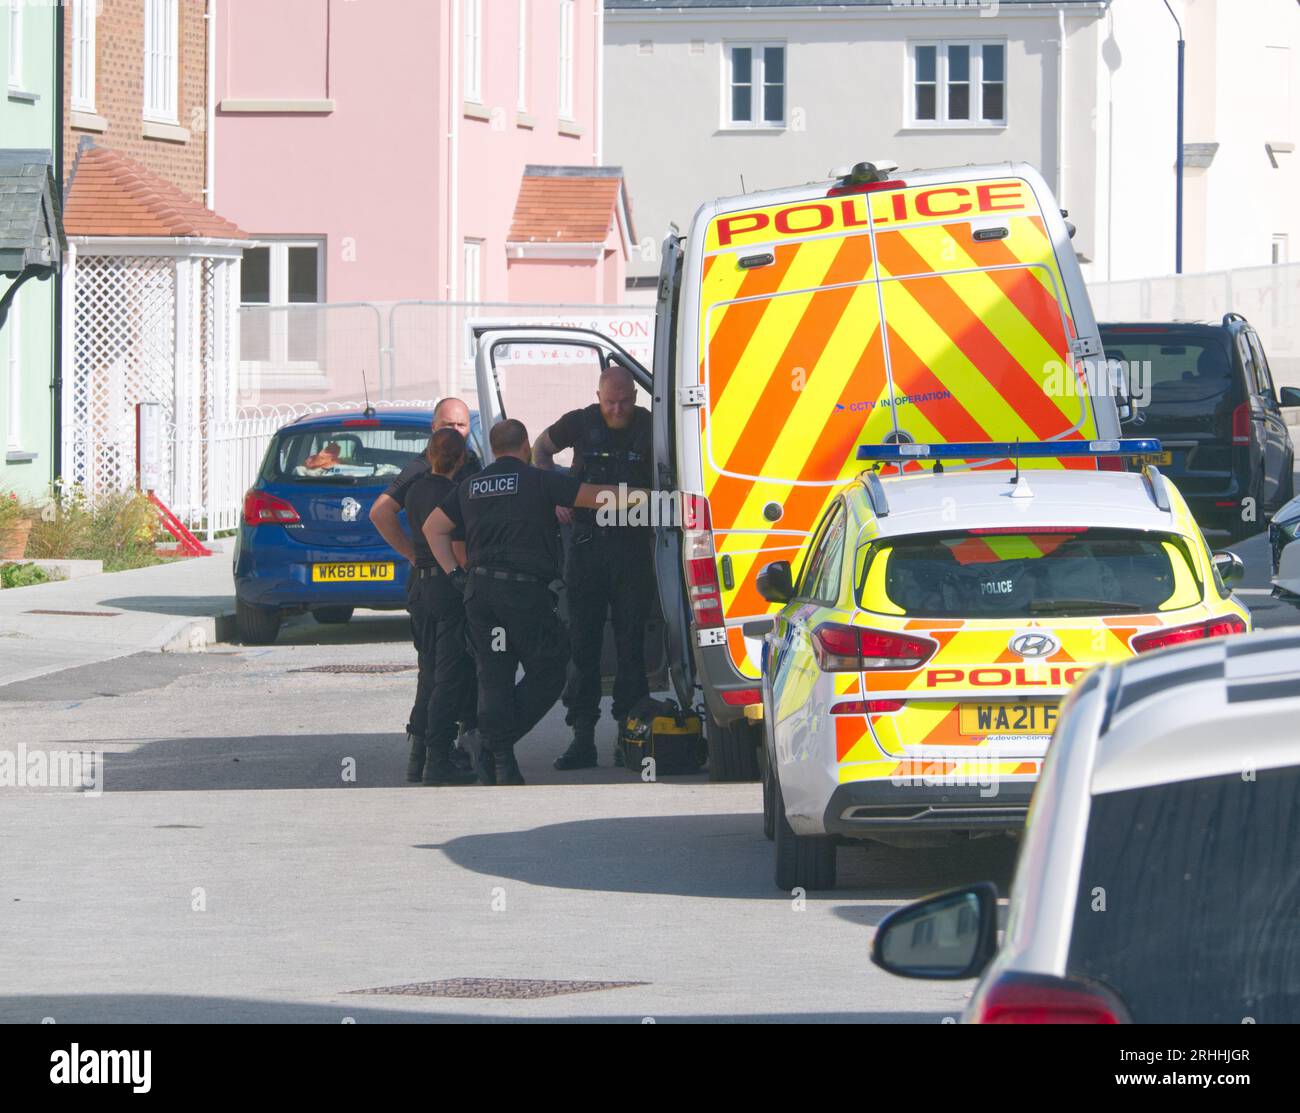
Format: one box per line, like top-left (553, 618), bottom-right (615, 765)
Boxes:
top-left (857, 529), bottom-right (1202, 617)
top-left (1066, 765), bottom-right (1300, 1023)
top-left (265, 424), bottom-right (431, 486)
top-left (1099, 333), bottom-right (1236, 405)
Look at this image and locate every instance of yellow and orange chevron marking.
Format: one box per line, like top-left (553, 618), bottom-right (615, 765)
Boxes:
top-left (695, 178), bottom-right (1098, 677)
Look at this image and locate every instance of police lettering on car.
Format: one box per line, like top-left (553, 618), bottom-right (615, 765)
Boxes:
top-left (533, 365), bottom-right (655, 771)
top-left (424, 418), bottom-right (648, 786)
top-left (368, 397), bottom-right (481, 778)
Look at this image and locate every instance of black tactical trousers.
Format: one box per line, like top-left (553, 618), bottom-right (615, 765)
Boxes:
top-left (407, 575), bottom-right (476, 751)
top-left (562, 529), bottom-right (653, 728)
top-left (464, 575), bottom-right (569, 756)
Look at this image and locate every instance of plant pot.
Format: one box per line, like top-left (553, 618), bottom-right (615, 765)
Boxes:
top-left (0, 518), bottom-right (34, 560)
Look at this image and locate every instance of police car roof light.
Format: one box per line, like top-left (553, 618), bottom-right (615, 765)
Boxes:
top-left (856, 439), bottom-right (1163, 462)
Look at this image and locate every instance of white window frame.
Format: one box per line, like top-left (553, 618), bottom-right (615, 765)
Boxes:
top-left (463, 239), bottom-right (483, 304)
top-left (143, 0), bottom-right (179, 124)
top-left (908, 40), bottom-right (1007, 128)
top-left (1272, 234), bottom-right (1290, 266)
top-left (558, 0), bottom-right (575, 120)
top-left (516, 0), bottom-right (528, 112)
top-left (71, 0), bottom-right (97, 112)
top-left (238, 239), bottom-right (326, 378)
top-left (722, 42), bottom-right (786, 130)
top-left (8, 0), bottom-right (23, 91)
top-left (464, 0), bottom-right (483, 103)
top-left (5, 290), bottom-right (20, 451)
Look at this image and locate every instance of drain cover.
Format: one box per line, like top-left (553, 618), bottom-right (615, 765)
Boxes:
top-left (25, 610), bottom-right (120, 618)
top-left (290, 664), bottom-right (416, 675)
top-left (347, 978), bottom-right (647, 1000)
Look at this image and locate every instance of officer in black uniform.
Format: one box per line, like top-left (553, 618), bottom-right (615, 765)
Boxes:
top-left (401, 428), bottom-right (480, 786)
top-left (369, 397), bottom-right (481, 781)
top-left (425, 418), bottom-right (645, 786)
top-left (533, 365), bottom-right (654, 770)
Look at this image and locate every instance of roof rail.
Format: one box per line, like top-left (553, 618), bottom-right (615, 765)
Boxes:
top-left (1223, 312), bottom-right (1248, 328)
top-left (1142, 465), bottom-right (1172, 512)
top-left (861, 471), bottom-right (890, 518)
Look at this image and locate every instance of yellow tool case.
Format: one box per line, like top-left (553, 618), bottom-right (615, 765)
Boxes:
top-left (619, 700), bottom-right (706, 776)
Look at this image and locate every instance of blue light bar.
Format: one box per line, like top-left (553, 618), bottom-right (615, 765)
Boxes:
top-left (856, 439), bottom-right (1163, 462)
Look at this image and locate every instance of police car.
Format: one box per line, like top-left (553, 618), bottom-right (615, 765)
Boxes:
top-left (757, 440), bottom-right (1251, 891)
top-left (870, 626), bottom-right (1300, 1023)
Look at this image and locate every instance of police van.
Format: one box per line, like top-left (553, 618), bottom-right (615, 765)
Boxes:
top-left (472, 162), bottom-right (1126, 782)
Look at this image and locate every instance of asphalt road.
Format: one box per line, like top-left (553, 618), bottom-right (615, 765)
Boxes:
top-left (1, 520), bottom-right (1293, 1024)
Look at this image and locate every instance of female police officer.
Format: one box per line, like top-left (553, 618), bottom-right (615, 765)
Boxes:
top-left (401, 428), bottom-right (480, 786)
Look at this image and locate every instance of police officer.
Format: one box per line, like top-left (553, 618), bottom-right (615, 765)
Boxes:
top-left (370, 397), bottom-right (481, 782)
top-left (425, 419), bottom-right (645, 786)
top-left (401, 428), bottom-right (480, 786)
top-left (533, 365), bottom-right (654, 770)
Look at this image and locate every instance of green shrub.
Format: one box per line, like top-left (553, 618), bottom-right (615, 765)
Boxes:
top-left (0, 562), bottom-right (50, 590)
top-left (26, 487), bottom-right (166, 572)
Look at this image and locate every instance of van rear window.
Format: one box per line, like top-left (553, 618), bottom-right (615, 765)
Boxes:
top-left (857, 529), bottom-right (1201, 617)
top-left (1100, 334), bottom-right (1235, 405)
top-left (265, 425), bottom-right (430, 486)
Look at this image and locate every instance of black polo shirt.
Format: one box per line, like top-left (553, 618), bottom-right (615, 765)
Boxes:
top-left (404, 472), bottom-right (463, 570)
top-left (439, 457), bottom-right (582, 582)
top-left (384, 448), bottom-right (482, 508)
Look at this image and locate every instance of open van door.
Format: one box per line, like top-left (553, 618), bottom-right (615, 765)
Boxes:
top-left (470, 325), bottom-right (668, 693)
top-left (650, 235), bottom-right (697, 710)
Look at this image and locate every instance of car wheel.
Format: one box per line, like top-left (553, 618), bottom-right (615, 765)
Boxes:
top-left (773, 778), bottom-right (836, 892)
top-left (1228, 470), bottom-right (1266, 543)
top-left (236, 601), bottom-right (281, 645)
top-left (313, 607), bottom-right (355, 625)
top-left (707, 716), bottom-right (761, 782)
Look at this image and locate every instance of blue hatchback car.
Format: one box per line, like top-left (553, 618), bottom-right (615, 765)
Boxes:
top-left (232, 407), bottom-right (482, 644)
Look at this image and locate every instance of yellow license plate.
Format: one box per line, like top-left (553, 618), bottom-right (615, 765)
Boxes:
top-left (959, 702), bottom-right (1059, 736)
top-left (1132, 452), bottom-right (1173, 467)
top-left (312, 562), bottom-right (395, 583)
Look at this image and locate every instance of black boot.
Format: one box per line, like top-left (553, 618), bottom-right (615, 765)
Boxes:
top-left (494, 748), bottom-right (525, 786)
top-left (422, 742), bottom-right (478, 787)
top-left (476, 748), bottom-right (498, 786)
top-left (554, 723), bottom-right (598, 771)
top-left (405, 734), bottom-right (427, 783)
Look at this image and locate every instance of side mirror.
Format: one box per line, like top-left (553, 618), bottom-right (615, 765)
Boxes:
top-left (1279, 386), bottom-right (1300, 408)
top-left (1108, 358), bottom-right (1135, 423)
top-left (870, 883), bottom-right (1000, 981)
top-left (1213, 550), bottom-right (1245, 588)
top-left (756, 560), bottom-right (794, 605)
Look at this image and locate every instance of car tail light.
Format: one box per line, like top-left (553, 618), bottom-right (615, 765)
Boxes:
top-left (1130, 614), bottom-right (1248, 654)
top-left (720, 688), bottom-right (762, 706)
top-left (681, 493), bottom-right (725, 630)
top-left (976, 973), bottom-right (1126, 1024)
top-left (812, 624), bottom-right (937, 672)
top-left (243, 489), bottom-right (301, 527)
top-left (1232, 402), bottom-right (1251, 445)
top-left (831, 699), bottom-right (904, 715)
top-left (826, 178), bottom-right (906, 197)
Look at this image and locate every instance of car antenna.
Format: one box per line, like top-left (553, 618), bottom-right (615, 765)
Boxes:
top-left (740, 173), bottom-right (748, 194)
top-left (1011, 438), bottom-right (1021, 485)
top-left (361, 368), bottom-right (376, 418)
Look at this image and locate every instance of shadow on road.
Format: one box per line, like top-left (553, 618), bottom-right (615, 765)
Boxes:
top-left (100, 595), bottom-right (235, 618)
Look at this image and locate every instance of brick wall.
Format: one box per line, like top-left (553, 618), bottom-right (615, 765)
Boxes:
top-left (63, 0), bottom-right (208, 202)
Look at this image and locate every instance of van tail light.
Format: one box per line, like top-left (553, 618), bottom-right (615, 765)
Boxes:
top-left (720, 688), bottom-right (763, 707)
top-left (812, 624), bottom-right (937, 672)
top-left (681, 493), bottom-right (724, 629)
top-left (243, 489), bottom-right (301, 527)
top-left (832, 699), bottom-right (904, 715)
top-left (1097, 454), bottom-right (1125, 472)
top-left (975, 973), bottom-right (1127, 1024)
top-left (1232, 403), bottom-right (1251, 445)
top-left (826, 179), bottom-right (906, 197)
top-left (1130, 614), bottom-right (1247, 654)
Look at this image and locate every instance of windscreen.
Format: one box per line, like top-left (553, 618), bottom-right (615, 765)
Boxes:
top-left (1067, 765), bottom-right (1300, 1023)
top-left (858, 529), bottom-right (1202, 617)
top-left (265, 424), bottom-right (431, 486)
top-left (1101, 335), bottom-right (1235, 406)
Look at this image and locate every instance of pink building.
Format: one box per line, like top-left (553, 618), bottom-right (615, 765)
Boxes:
top-left (213, 0), bottom-right (632, 309)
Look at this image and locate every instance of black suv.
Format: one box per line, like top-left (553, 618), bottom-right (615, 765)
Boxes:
top-left (1101, 314), bottom-right (1299, 540)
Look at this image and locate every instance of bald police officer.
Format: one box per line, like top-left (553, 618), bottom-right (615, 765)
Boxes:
top-left (425, 419), bottom-right (646, 786)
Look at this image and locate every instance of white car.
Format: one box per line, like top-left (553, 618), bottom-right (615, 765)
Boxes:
top-left (1269, 492), bottom-right (1300, 605)
top-left (870, 625), bottom-right (1300, 1023)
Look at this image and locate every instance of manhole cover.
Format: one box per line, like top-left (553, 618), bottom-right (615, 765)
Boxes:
top-left (25, 610), bottom-right (120, 618)
top-left (290, 664), bottom-right (416, 675)
top-left (347, 978), bottom-right (647, 1000)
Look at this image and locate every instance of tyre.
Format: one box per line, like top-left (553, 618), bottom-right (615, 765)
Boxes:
top-left (773, 778), bottom-right (836, 892)
top-left (1228, 471), bottom-right (1265, 543)
top-left (760, 736), bottom-right (776, 841)
top-left (313, 607), bottom-right (355, 625)
top-left (236, 601), bottom-right (281, 645)
top-left (707, 716), bottom-right (761, 782)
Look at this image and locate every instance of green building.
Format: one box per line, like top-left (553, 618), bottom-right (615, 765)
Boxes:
top-left (1, 1), bottom-right (64, 502)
